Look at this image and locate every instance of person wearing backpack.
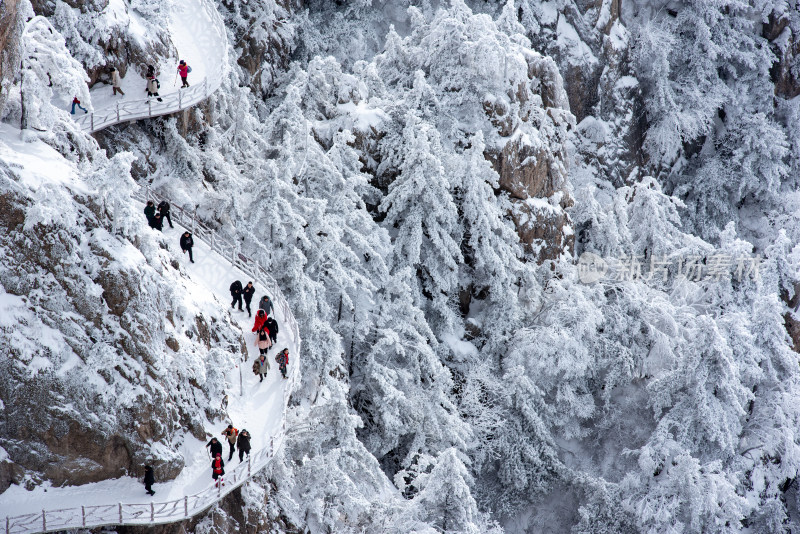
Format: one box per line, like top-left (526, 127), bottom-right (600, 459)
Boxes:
top-left (177, 60), bottom-right (191, 88)
top-left (221, 424), bottom-right (238, 461)
top-left (275, 348), bottom-right (289, 379)
top-left (211, 453), bottom-right (225, 487)
top-left (236, 429), bottom-right (251, 461)
top-left (265, 316), bottom-right (279, 344)
top-left (146, 75), bottom-right (163, 102)
top-left (230, 280), bottom-right (243, 311)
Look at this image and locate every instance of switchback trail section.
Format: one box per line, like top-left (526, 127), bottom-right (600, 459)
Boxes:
top-left (0, 130), bottom-right (300, 534)
top-left (73, 0), bottom-right (227, 133)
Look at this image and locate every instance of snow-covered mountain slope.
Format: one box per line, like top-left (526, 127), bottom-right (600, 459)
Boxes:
top-left (2, 0), bottom-right (800, 533)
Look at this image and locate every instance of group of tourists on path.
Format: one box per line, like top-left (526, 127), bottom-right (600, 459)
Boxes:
top-left (73, 60), bottom-right (193, 114)
top-left (136, 199), bottom-right (293, 495)
top-left (143, 200), bottom-right (174, 231)
top-left (203, 425), bottom-right (252, 487)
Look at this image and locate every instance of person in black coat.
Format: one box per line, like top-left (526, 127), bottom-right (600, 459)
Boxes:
top-left (151, 212), bottom-right (164, 231)
top-left (180, 231), bottom-right (194, 263)
top-left (144, 201), bottom-right (156, 225)
top-left (206, 437), bottom-right (223, 457)
top-left (230, 280), bottom-right (243, 311)
top-left (157, 200), bottom-right (174, 228)
top-left (143, 465), bottom-right (155, 495)
top-left (242, 282), bottom-right (255, 317)
top-left (265, 316), bottom-right (278, 344)
top-left (236, 429), bottom-right (251, 461)
top-left (211, 453), bottom-right (225, 487)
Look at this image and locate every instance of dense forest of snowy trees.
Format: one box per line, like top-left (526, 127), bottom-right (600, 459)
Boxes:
top-left (1, 0), bottom-right (800, 531)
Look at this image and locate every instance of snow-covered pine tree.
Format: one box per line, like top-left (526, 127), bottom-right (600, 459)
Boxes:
top-left (379, 107), bottom-right (462, 337)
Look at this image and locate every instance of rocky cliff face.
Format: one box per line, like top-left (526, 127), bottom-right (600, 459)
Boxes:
top-left (0, 155), bottom-right (245, 489)
top-left (0, 0), bottom-right (23, 114)
top-left (483, 51), bottom-right (574, 262)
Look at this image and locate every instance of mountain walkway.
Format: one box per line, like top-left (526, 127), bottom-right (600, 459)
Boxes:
top-left (3, 185), bottom-right (300, 534)
top-left (72, 0), bottom-right (225, 134)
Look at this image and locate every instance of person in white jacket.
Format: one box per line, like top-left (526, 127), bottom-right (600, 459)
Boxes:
top-left (110, 67), bottom-right (125, 96)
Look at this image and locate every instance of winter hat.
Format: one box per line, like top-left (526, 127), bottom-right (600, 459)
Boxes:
top-left (179, 60), bottom-right (186, 65)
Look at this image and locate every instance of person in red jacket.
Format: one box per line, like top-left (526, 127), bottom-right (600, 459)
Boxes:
top-left (177, 60), bottom-right (190, 88)
top-left (251, 309), bottom-right (267, 332)
top-left (211, 453), bottom-right (224, 487)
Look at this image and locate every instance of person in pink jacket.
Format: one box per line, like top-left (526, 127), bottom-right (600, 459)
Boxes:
top-left (177, 60), bottom-right (190, 88)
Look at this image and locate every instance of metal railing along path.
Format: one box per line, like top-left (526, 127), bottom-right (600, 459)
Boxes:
top-left (72, 0), bottom-right (228, 135)
top-left (73, 67), bottom-right (223, 134)
top-left (4, 188), bottom-right (301, 534)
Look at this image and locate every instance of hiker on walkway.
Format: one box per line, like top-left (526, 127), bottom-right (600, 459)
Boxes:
top-left (242, 282), bottom-right (255, 317)
top-left (230, 280), bottom-right (243, 311)
top-left (258, 295), bottom-right (274, 316)
top-left (151, 211), bottom-right (164, 231)
top-left (180, 231), bottom-right (194, 263)
top-left (158, 200), bottom-right (174, 228)
top-left (71, 96), bottom-right (87, 114)
top-left (110, 67), bottom-right (125, 96)
top-left (143, 465), bottom-right (155, 496)
top-left (276, 348), bottom-right (289, 379)
top-left (255, 327), bottom-right (272, 355)
top-left (206, 436), bottom-right (223, 458)
top-left (221, 424), bottom-right (238, 461)
top-left (252, 309), bottom-right (267, 332)
top-left (265, 316), bottom-right (278, 345)
top-left (144, 201), bottom-right (156, 226)
top-left (211, 453), bottom-right (225, 487)
top-left (177, 60), bottom-right (190, 88)
top-left (146, 75), bottom-right (163, 102)
top-left (253, 353), bottom-right (269, 382)
top-left (237, 429), bottom-right (251, 461)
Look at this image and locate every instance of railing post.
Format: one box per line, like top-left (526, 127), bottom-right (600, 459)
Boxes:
top-left (217, 479), bottom-right (221, 498)
top-left (116, 102), bottom-right (120, 122)
top-left (270, 437), bottom-right (273, 456)
top-left (179, 88), bottom-right (183, 109)
top-left (150, 502), bottom-right (154, 523)
top-left (248, 453), bottom-right (251, 477)
top-left (184, 496), bottom-right (188, 518)
top-left (6, 515), bottom-right (9, 534)
top-left (90, 114), bottom-right (94, 132)
top-left (118, 503), bottom-right (122, 523)
top-left (42, 510), bottom-right (45, 532)
top-left (81, 506), bottom-right (86, 527)
top-left (210, 232), bottom-right (214, 251)
top-left (148, 100), bottom-right (152, 117)
top-left (204, 77), bottom-right (208, 98)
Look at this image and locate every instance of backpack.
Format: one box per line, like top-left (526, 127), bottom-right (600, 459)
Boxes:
top-left (187, 66), bottom-right (192, 73)
top-left (252, 360), bottom-right (260, 375)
